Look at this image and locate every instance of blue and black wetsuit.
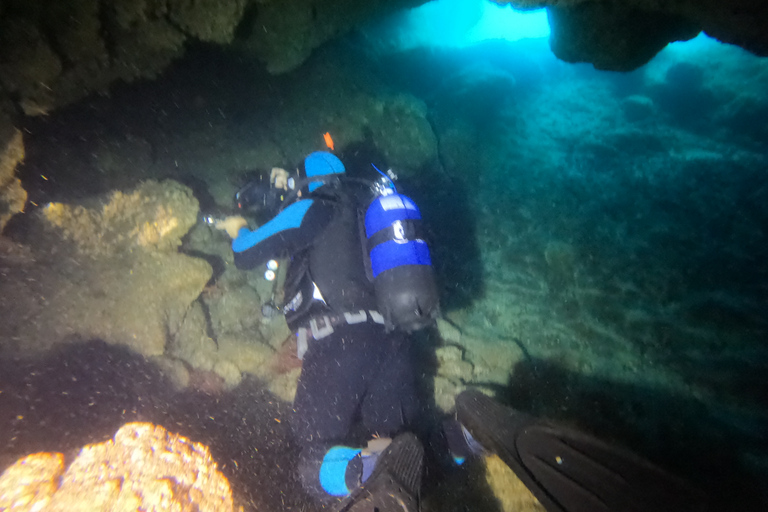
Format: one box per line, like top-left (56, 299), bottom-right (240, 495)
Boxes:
top-left (232, 153), bottom-right (420, 502)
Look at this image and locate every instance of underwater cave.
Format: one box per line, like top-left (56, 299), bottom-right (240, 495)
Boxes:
top-left (0, 0), bottom-right (767, 510)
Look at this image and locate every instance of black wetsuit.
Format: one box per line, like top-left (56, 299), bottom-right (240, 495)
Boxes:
top-left (232, 181), bottom-right (420, 500)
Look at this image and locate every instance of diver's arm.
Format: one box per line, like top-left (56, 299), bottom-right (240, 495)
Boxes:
top-left (232, 199), bottom-right (334, 270)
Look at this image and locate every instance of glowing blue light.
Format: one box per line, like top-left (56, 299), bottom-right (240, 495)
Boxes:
top-left (464, 2), bottom-right (550, 44)
top-left (405, 0), bottom-right (550, 48)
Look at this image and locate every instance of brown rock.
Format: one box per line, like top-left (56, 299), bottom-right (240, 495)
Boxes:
top-left (237, 0), bottom-right (424, 73)
top-left (547, 2), bottom-right (699, 71)
top-left (0, 453), bottom-right (65, 512)
top-left (0, 18), bottom-right (62, 111)
top-left (501, 0), bottom-right (768, 70)
top-left (0, 180), bottom-right (211, 357)
top-left (3, 0), bottom-right (768, 115)
top-left (168, 0), bottom-right (247, 44)
top-left (0, 423), bottom-right (235, 512)
top-left (0, 117), bottom-right (27, 232)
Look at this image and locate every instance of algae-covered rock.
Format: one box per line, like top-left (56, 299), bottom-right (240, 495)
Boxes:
top-left (436, 317), bottom-right (462, 344)
top-left (169, 0), bottom-right (246, 44)
top-left (0, 422), bottom-right (235, 512)
top-left (206, 285), bottom-right (264, 335)
top-left (150, 355), bottom-right (191, 391)
top-left (435, 345), bottom-right (474, 385)
top-left (269, 367), bottom-right (302, 403)
top-left (369, 94), bottom-right (437, 171)
top-left (0, 248), bottom-right (211, 357)
top-left (166, 301), bottom-right (219, 370)
top-left (433, 375), bottom-right (465, 413)
top-left (213, 359), bottom-right (243, 389)
top-left (0, 119), bottom-right (27, 232)
top-left (0, 19), bottom-right (62, 114)
top-left (0, 180), bottom-right (211, 357)
top-left (433, 345), bottom-right (474, 412)
top-left (217, 333), bottom-right (274, 379)
top-left (547, 2), bottom-right (699, 72)
top-left (0, 0), bottom-right (245, 114)
top-left (42, 180), bottom-right (198, 256)
top-left (238, 0), bottom-right (422, 74)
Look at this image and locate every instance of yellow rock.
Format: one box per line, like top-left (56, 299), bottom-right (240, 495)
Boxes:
top-left (1, 179), bottom-right (212, 357)
top-left (0, 452), bottom-right (65, 511)
top-left (0, 423), bottom-right (236, 512)
top-left (484, 453), bottom-right (546, 512)
top-left (42, 180), bottom-right (199, 257)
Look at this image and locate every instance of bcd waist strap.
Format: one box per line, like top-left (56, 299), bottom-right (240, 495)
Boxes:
top-left (296, 310), bottom-right (385, 360)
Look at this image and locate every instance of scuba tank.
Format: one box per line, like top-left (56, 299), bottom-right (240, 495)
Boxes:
top-left (235, 152), bottom-right (439, 333)
top-left (364, 167), bottom-right (439, 332)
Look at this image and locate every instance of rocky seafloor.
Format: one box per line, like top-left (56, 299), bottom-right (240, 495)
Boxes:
top-left (1, 34), bottom-right (767, 511)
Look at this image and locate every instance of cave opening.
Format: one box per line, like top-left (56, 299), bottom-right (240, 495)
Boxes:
top-left (1, 2), bottom-right (767, 511)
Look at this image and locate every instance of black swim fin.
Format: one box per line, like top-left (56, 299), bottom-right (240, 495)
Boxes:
top-left (333, 432), bottom-right (424, 512)
top-left (455, 389), bottom-right (707, 512)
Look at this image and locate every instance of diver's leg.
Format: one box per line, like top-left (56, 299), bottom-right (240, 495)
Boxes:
top-left (292, 327), bottom-right (369, 502)
top-left (292, 330), bottom-right (367, 445)
top-left (360, 328), bottom-right (419, 437)
top-left (293, 323), bottom-right (425, 506)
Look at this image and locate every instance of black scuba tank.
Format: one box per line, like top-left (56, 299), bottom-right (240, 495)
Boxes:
top-left (364, 192), bottom-right (439, 332)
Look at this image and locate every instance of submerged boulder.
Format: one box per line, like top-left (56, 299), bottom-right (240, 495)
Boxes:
top-left (0, 118), bottom-right (27, 233)
top-left (369, 94), bottom-right (438, 171)
top-left (0, 422), bottom-right (234, 512)
top-left (41, 180), bottom-right (199, 256)
top-left (0, 180), bottom-right (211, 357)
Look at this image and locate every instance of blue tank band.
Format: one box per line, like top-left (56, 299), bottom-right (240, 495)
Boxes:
top-left (369, 239), bottom-right (432, 277)
top-left (232, 199), bottom-right (314, 253)
top-left (319, 446), bottom-right (362, 497)
top-left (364, 194), bottom-right (421, 236)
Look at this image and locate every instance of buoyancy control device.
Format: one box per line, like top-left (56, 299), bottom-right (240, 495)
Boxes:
top-left (363, 168), bottom-right (439, 332)
top-left (247, 157), bottom-right (440, 333)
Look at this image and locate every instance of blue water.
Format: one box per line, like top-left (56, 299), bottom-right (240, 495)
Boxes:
top-left (2, 22), bottom-right (767, 512)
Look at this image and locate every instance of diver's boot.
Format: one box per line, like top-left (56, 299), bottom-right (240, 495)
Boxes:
top-left (455, 389), bottom-right (707, 512)
top-left (333, 432), bottom-right (424, 512)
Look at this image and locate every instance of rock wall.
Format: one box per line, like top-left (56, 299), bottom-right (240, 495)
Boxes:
top-left (502, 0), bottom-right (768, 70)
top-left (0, 0), bottom-right (426, 117)
top-left (0, 0), bottom-right (246, 116)
top-left (546, 3), bottom-right (700, 71)
top-left (0, 112), bottom-right (26, 231)
top-left (0, 180), bottom-right (212, 357)
top-left (1, 0), bottom-right (766, 122)
top-left (237, 0), bottom-right (420, 73)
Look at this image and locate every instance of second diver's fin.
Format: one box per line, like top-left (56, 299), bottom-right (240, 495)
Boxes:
top-left (333, 432), bottom-right (424, 512)
top-left (455, 389), bottom-right (707, 512)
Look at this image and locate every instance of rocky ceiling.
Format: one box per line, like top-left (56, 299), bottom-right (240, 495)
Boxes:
top-left (0, 0), bottom-right (766, 119)
top-left (502, 0), bottom-right (768, 70)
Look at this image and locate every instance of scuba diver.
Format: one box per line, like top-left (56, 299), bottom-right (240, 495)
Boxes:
top-left (215, 150), bottom-right (706, 512)
top-left (216, 150), bottom-right (441, 508)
